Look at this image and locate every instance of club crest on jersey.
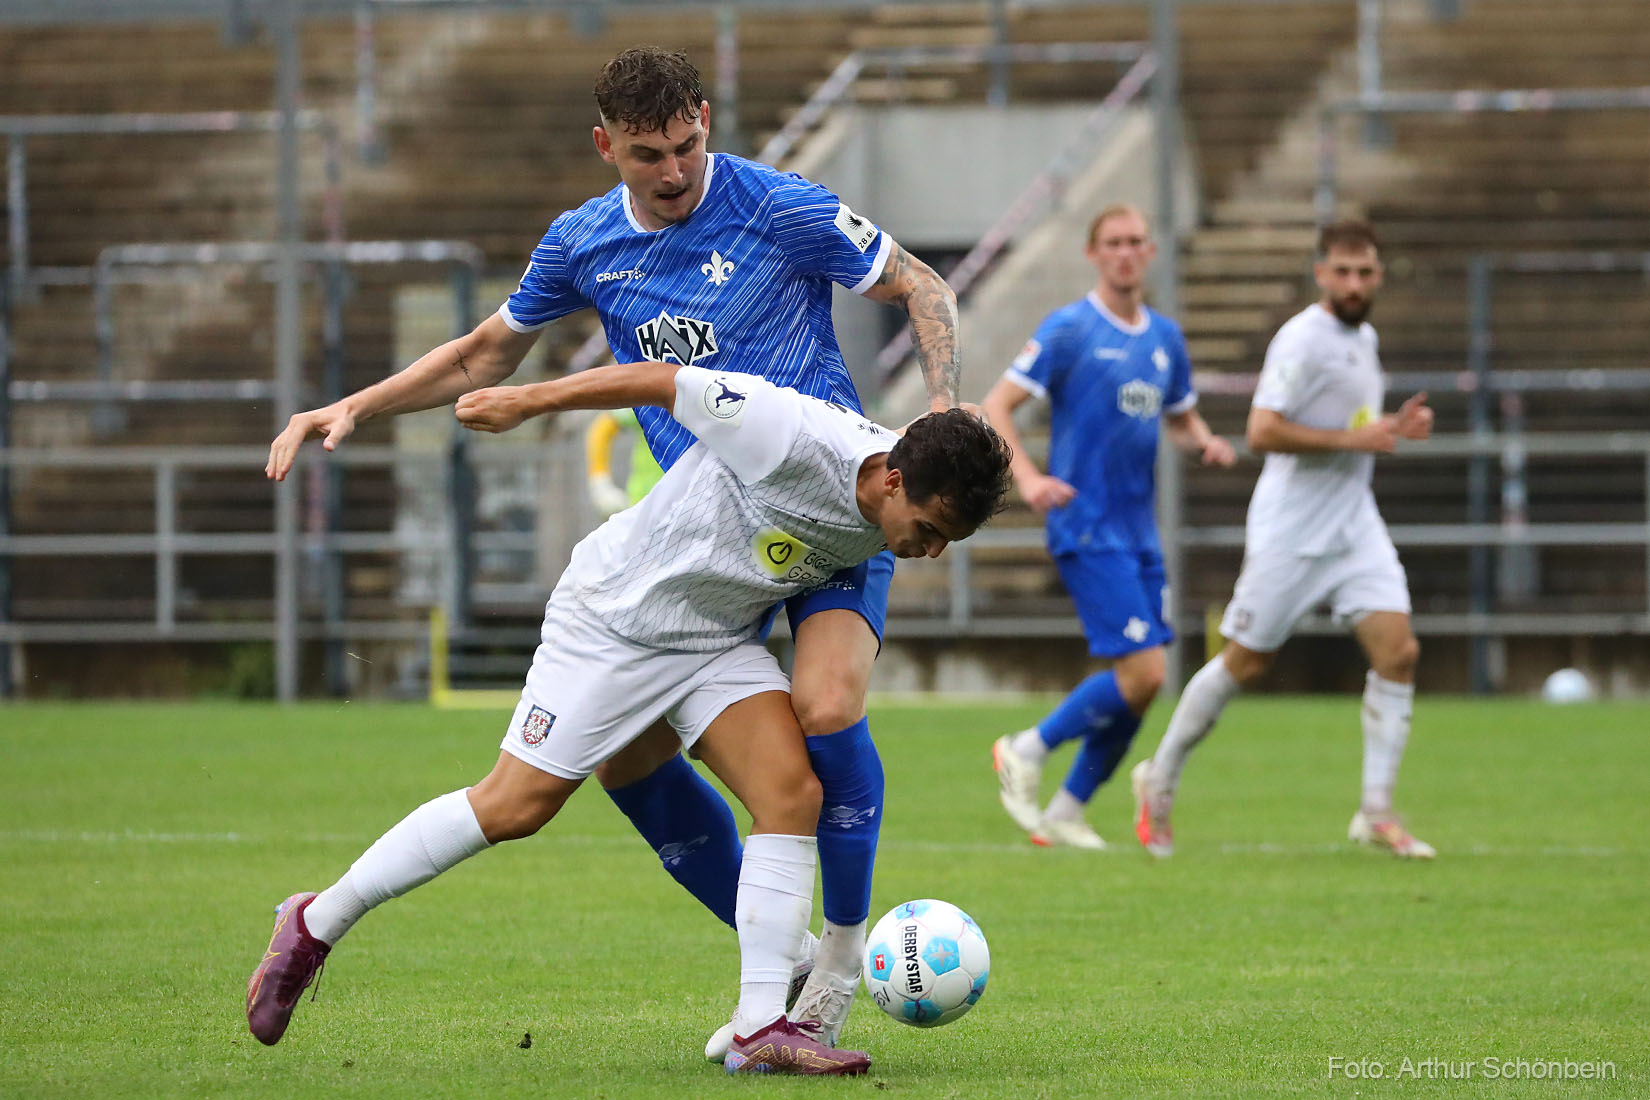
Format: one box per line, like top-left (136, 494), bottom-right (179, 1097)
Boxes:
top-left (636, 311), bottom-right (717, 365)
top-left (1117, 379), bottom-right (1163, 419)
top-left (703, 376), bottom-right (747, 421)
top-left (520, 706), bottom-right (555, 746)
top-left (701, 250), bottom-right (734, 287)
top-left (751, 528), bottom-right (837, 586)
top-left (1152, 346), bottom-right (1170, 372)
top-left (1124, 617), bottom-right (1151, 643)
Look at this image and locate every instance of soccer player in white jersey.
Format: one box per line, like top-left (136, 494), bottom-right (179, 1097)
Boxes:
top-left (982, 204), bottom-right (1235, 850)
top-left (248, 361), bottom-right (1013, 1072)
top-left (1131, 220), bottom-right (1437, 860)
top-left (266, 47), bottom-right (964, 1052)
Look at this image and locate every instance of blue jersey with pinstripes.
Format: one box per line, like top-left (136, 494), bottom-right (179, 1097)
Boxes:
top-left (499, 153), bottom-right (892, 470)
top-left (1005, 293), bottom-right (1197, 555)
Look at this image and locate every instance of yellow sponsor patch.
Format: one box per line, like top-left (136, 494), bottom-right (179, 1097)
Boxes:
top-left (751, 528), bottom-right (836, 585)
top-left (1348, 405), bottom-right (1375, 429)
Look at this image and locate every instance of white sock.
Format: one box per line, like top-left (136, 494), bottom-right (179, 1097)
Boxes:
top-left (304, 788), bottom-right (491, 946)
top-left (1041, 788), bottom-right (1086, 824)
top-left (1152, 655), bottom-right (1241, 800)
top-left (1008, 727), bottom-right (1050, 764)
top-left (814, 919), bottom-right (867, 984)
top-left (734, 833), bottom-right (817, 1038)
top-left (1360, 672), bottom-right (1414, 814)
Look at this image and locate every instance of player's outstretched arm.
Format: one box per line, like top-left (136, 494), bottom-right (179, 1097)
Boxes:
top-left (861, 237), bottom-right (960, 413)
top-left (456, 361), bottom-right (679, 434)
top-left (981, 376), bottom-right (1076, 514)
top-left (266, 314), bottom-right (539, 481)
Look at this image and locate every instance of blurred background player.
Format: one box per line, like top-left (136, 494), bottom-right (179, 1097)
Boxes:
top-left (981, 204), bottom-right (1234, 849)
top-left (1132, 219), bottom-right (1436, 861)
top-left (266, 46), bottom-right (964, 1052)
top-left (585, 408), bottom-right (662, 516)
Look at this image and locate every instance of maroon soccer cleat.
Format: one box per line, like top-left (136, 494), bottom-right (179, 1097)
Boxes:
top-left (723, 1017), bottom-right (871, 1076)
top-left (246, 892), bottom-right (330, 1046)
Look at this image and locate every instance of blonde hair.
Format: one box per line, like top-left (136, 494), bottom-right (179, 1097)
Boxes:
top-left (1087, 203), bottom-right (1150, 247)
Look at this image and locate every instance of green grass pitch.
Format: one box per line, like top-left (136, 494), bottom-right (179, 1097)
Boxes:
top-left (2, 697), bottom-right (1646, 1098)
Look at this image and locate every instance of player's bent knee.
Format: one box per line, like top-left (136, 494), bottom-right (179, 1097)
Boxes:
top-left (792, 687), bottom-right (865, 741)
top-left (751, 770), bottom-right (823, 836)
top-left (1378, 635), bottom-right (1420, 680)
top-left (1222, 645), bottom-right (1273, 687)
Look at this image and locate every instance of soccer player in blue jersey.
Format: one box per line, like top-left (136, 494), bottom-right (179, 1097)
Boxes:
top-left (981, 204), bottom-right (1235, 849)
top-left (266, 46), bottom-right (962, 1052)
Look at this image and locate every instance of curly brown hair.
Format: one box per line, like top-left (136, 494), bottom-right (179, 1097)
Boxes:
top-left (593, 47), bottom-right (704, 134)
top-left (888, 409), bottom-right (1014, 535)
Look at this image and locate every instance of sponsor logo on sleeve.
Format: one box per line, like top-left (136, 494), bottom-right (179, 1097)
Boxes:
top-left (703, 376), bottom-right (747, 422)
top-left (1348, 405), bottom-right (1375, 429)
top-left (1011, 338), bottom-right (1042, 374)
top-left (834, 203), bottom-right (878, 252)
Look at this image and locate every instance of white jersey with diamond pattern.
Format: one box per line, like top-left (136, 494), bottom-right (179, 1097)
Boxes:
top-left (559, 366), bottom-right (897, 651)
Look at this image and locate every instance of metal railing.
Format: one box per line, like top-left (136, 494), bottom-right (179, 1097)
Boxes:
top-left (2, 110), bottom-right (345, 299)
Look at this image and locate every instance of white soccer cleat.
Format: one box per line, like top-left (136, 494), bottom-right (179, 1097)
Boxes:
top-left (1348, 810), bottom-right (1436, 860)
top-left (992, 733), bottom-right (1044, 832)
top-left (705, 928), bottom-right (820, 1063)
top-left (787, 971), bottom-right (858, 1048)
top-left (1030, 815), bottom-right (1107, 850)
top-left (1131, 759), bottom-right (1174, 859)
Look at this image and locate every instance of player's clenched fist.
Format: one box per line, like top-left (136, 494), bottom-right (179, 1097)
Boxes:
top-left (1200, 435), bottom-right (1238, 468)
top-left (1393, 391), bottom-right (1433, 441)
top-left (455, 386), bottom-right (538, 433)
top-left (266, 403), bottom-right (357, 482)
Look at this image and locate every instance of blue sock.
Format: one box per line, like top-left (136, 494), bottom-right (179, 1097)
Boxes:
top-left (1062, 712), bottom-right (1143, 801)
top-left (807, 718), bottom-right (883, 928)
top-left (604, 753), bottom-right (742, 929)
top-left (1037, 669), bottom-right (1131, 751)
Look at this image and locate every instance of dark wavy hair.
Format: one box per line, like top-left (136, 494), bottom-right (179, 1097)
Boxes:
top-left (593, 47), bottom-right (704, 134)
top-left (887, 409), bottom-right (1014, 535)
top-left (1318, 218), bottom-right (1379, 258)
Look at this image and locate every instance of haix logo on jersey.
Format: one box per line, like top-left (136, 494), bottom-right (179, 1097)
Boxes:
top-left (636, 311), bottom-right (718, 365)
top-left (701, 250), bottom-right (735, 287)
top-left (595, 267), bottom-right (645, 283)
top-left (1117, 379), bottom-right (1163, 419)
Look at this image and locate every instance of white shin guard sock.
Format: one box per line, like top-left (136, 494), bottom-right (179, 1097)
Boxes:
top-left (1360, 672), bottom-right (1414, 814)
top-left (814, 919), bottom-right (867, 984)
top-left (1153, 655), bottom-right (1241, 800)
top-left (734, 833), bottom-right (817, 1037)
top-left (304, 788), bottom-right (491, 946)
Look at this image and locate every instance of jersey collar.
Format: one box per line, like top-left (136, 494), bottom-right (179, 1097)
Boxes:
top-left (1086, 290), bottom-right (1151, 336)
top-left (622, 152), bottom-right (718, 234)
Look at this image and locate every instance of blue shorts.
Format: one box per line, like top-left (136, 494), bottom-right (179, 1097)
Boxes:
top-left (1055, 549), bottom-right (1174, 659)
top-left (761, 550), bottom-right (895, 645)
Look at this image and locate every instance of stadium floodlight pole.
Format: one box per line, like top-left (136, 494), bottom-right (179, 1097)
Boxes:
top-left (1150, 0), bottom-right (1186, 693)
top-left (273, 0), bottom-right (304, 702)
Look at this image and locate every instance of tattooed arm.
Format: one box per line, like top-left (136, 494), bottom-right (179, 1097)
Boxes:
top-left (859, 238), bottom-right (961, 412)
top-left (268, 312), bottom-right (540, 480)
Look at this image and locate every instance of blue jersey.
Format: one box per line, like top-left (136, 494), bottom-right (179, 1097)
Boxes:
top-left (1005, 293), bottom-right (1196, 555)
top-left (500, 153), bottom-right (892, 469)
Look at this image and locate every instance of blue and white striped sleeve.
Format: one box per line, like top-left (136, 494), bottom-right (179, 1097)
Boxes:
top-left (768, 177), bottom-right (893, 296)
top-left (498, 222), bottom-right (588, 332)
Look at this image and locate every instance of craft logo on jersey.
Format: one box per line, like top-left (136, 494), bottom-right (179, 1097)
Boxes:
top-left (636, 311), bottom-right (717, 365)
top-left (751, 527), bottom-right (837, 586)
top-left (834, 202), bottom-right (878, 253)
top-left (702, 376), bottom-right (747, 421)
top-left (520, 705), bottom-right (556, 746)
top-left (700, 250), bottom-right (734, 287)
top-left (595, 266), bottom-right (645, 284)
top-left (1117, 379), bottom-right (1163, 419)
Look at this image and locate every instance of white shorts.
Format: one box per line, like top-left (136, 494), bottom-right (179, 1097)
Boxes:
top-left (1219, 531), bottom-right (1411, 653)
top-left (500, 589), bottom-right (791, 780)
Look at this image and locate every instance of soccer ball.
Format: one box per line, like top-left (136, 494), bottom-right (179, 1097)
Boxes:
top-left (1541, 667), bottom-right (1594, 704)
top-left (863, 899), bottom-right (989, 1027)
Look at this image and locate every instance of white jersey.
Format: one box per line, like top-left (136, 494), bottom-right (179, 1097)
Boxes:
top-left (1246, 304), bottom-right (1388, 556)
top-left (559, 366), bottom-right (897, 651)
